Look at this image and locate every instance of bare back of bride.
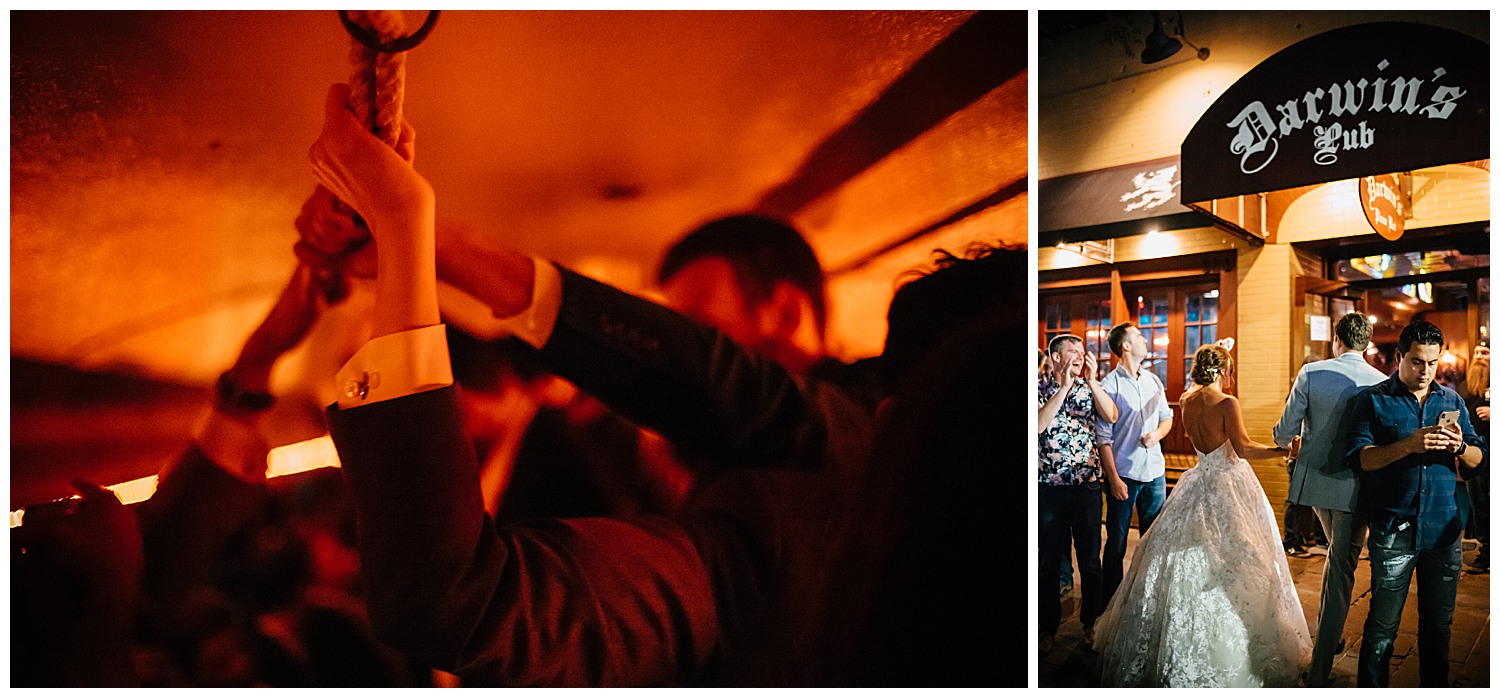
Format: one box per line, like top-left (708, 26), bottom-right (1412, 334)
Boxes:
top-left (1093, 343), bottom-right (1311, 687)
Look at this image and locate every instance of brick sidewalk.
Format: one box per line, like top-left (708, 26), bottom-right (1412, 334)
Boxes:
top-left (1040, 531), bottom-right (1490, 687)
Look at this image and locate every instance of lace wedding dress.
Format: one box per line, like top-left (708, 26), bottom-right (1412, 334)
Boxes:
top-left (1092, 442), bottom-right (1311, 687)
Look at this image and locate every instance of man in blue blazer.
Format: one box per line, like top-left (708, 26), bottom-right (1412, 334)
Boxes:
top-left (1272, 312), bottom-right (1388, 686)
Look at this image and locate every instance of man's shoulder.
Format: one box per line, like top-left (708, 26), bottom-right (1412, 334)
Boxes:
top-left (1352, 377), bottom-right (1393, 401)
top-left (1433, 382), bottom-right (1466, 404)
top-left (810, 356), bottom-right (883, 407)
top-left (1099, 366), bottom-right (1129, 389)
top-left (1130, 368), bottom-right (1166, 394)
top-left (1094, 370), bottom-right (1118, 393)
top-left (1308, 354), bottom-right (1374, 375)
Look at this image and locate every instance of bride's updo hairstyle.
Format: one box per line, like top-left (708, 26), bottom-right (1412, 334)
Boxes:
top-left (1190, 343), bottom-right (1233, 387)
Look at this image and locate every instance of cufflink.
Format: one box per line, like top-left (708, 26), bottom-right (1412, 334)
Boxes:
top-left (343, 371), bottom-right (381, 400)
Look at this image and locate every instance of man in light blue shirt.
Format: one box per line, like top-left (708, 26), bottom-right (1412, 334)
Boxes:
top-left (1273, 312), bottom-right (1388, 687)
top-left (1096, 322), bottom-right (1174, 605)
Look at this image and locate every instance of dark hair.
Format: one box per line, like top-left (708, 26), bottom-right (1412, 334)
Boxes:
top-left (1107, 322), bottom-right (1135, 358)
top-left (1334, 312), bottom-right (1373, 351)
top-left (1397, 320), bottom-right (1444, 355)
top-left (1048, 334), bottom-right (1082, 356)
top-left (656, 214), bottom-right (827, 331)
top-left (882, 245), bottom-right (1025, 395)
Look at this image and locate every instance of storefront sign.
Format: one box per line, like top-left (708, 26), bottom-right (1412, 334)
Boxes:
top-left (1359, 173), bottom-right (1407, 240)
top-left (1182, 22), bottom-right (1488, 204)
top-left (1038, 155), bottom-right (1216, 245)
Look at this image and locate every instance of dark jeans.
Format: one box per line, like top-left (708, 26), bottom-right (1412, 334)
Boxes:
top-left (1039, 482), bottom-right (1103, 637)
top-left (1467, 473), bottom-right (1489, 562)
top-left (1357, 523), bottom-right (1462, 688)
top-left (1102, 474), bottom-right (1165, 605)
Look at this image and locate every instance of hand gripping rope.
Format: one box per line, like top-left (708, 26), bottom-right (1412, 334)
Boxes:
top-left (11, 12), bottom-right (440, 528)
top-left (309, 10), bottom-right (441, 299)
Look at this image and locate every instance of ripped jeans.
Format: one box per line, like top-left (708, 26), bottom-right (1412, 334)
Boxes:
top-left (1357, 522), bottom-right (1463, 687)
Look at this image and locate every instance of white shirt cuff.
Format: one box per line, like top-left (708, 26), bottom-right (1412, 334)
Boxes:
top-left (193, 409), bottom-right (271, 483)
top-left (336, 324), bottom-right (454, 408)
top-left (491, 256), bottom-right (562, 349)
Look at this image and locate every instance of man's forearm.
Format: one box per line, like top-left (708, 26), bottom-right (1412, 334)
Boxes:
top-left (1272, 376), bottom-right (1308, 449)
top-left (435, 218), bottom-right (535, 319)
top-left (1099, 444), bottom-right (1123, 482)
top-left (1038, 387), bottom-right (1068, 433)
top-left (1457, 439), bottom-right (1484, 470)
top-left (1358, 442), bottom-right (1410, 472)
top-left (1272, 408), bottom-right (1302, 449)
top-left (1089, 383), bottom-right (1118, 423)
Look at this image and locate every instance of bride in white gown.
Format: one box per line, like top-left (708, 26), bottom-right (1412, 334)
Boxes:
top-left (1093, 342), bottom-right (1311, 687)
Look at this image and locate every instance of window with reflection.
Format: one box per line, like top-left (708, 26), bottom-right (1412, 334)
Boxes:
top-left (1136, 293), bottom-right (1170, 388)
top-left (1335, 250), bottom-right (1489, 282)
top-left (1183, 289), bottom-right (1219, 386)
top-left (1044, 300), bottom-right (1068, 351)
top-left (1084, 298), bottom-right (1111, 379)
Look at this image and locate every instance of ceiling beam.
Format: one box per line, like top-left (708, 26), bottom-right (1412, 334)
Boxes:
top-left (754, 10), bottom-right (1026, 219)
top-left (829, 174), bottom-right (1026, 276)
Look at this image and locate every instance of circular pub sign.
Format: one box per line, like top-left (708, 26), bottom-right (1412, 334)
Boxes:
top-left (1359, 173), bottom-right (1406, 241)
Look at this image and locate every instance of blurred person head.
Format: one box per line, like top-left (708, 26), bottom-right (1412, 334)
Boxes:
top-left (10, 483), bottom-right (144, 687)
top-left (657, 214), bottom-right (827, 373)
top-left (881, 244), bottom-right (1026, 396)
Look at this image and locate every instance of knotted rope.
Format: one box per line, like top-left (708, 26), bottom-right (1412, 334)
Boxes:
top-left (344, 10), bottom-right (417, 150)
top-left (313, 10), bottom-right (439, 261)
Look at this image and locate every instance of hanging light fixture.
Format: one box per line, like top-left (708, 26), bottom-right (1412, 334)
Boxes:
top-left (1141, 11), bottom-right (1210, 64)
top-left (1141, 12), bottom-right (1182, 64)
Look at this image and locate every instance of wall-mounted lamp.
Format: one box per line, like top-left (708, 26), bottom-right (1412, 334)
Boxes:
top-left (1141, 11), bottom-right (1209, 64)
top-left (1055, 239), bottom-right (1115, 265)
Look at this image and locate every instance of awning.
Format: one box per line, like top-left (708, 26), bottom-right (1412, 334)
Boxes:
top-left (1038, 155), bottom-right (1217, 247)
top-left (1181, 21), bottom-right (1489, 205)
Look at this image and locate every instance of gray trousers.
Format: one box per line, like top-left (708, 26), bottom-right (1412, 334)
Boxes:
top-left (1306, 506), bottom-right (1367, 685)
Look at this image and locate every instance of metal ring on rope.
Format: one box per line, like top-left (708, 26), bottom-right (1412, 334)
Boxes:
top-left (339, 10), bottom-right (440, 53)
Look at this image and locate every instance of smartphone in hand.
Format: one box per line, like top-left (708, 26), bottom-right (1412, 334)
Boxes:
top-left (1438, 409), bottom-right (1461, 432)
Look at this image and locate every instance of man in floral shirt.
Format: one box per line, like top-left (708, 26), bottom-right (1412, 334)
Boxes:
top-left (1038, 334), bottom-right (1117, 655)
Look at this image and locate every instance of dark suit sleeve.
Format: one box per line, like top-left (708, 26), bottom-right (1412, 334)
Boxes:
top-left (537, 266), bottom-right (865, 472)
top-left (134, 446), bottom-right (270, 624)
top-left (326, 387), bottom-right (717, 686)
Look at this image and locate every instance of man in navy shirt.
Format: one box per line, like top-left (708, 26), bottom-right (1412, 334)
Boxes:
top-left (1347, 320), bottom-right (1487, 688)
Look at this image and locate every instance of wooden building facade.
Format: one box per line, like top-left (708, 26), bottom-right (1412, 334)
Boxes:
top-left (1038, 11), bottom-right (1490, 507)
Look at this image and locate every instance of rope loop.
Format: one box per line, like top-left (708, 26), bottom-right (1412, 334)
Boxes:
top-left (338, 10), bottom-right (440, 54)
